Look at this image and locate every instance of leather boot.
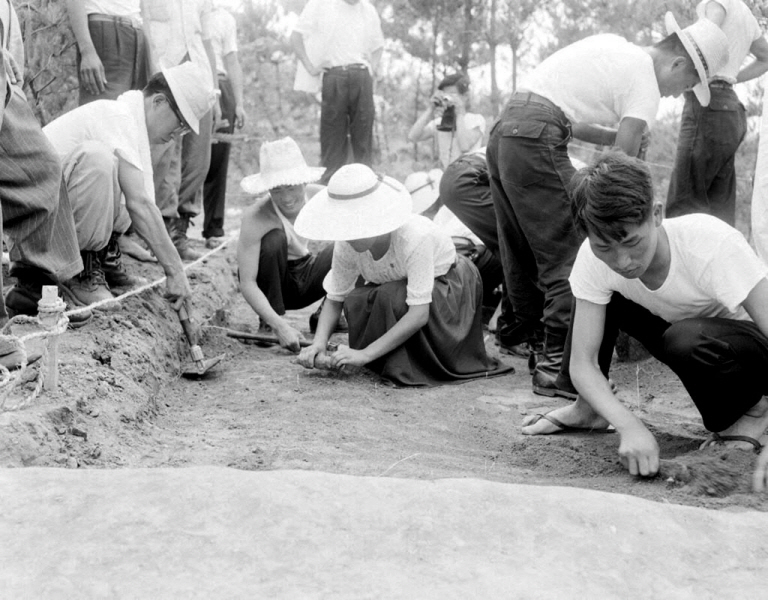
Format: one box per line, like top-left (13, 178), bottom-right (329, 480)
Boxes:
top-left (58, 251), bottom-right (119, 312)
top-left (170, 214), bottom-right (202, 262)
top-left (531, 328), bottom-right (578, 400)
top-left (100, 233), bottom-right (142, 289)
top-left (5, 265), bottom-right (92, 327)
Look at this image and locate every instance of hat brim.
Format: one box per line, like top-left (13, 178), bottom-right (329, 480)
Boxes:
top-left (240, 167), bottom-right (326, 195)
top-left (407, 170), bottom-right (443, 214)
top-left (294, 175), bottom-right (413, 241)
top-left (664, 12), bottom-right (711, 106)
top-left (162, 66), bottom-right (201, 134)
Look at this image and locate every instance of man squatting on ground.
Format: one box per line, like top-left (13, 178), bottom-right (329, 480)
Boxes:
top-left (523, 152), bottom-right (768, 482)
top-left (666, 0), bottom-right (768, 226)
top-left (237, 137), bottom-right (333, 352)
top-left (486, 14), bottom-right (729, 401)
top-left (290, 0), bottom-right (384, 185)
top-left (40, 63), bottom-right (216, 313)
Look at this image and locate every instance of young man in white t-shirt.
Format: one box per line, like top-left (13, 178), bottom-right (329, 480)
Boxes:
top-left (408, 73), bottom-right (486, 170)
top-left (486, 14), bottom-right (728, 401)
top-left (522, 151), bottom-right (768, 486)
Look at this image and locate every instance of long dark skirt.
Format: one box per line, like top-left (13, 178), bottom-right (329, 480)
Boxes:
top-left (344, 255), bottom-right (514, 386)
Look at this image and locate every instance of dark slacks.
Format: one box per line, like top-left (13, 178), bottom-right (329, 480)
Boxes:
top-left (77, 15), bottom-right (149, 105)
top-left (255, 228), bottom-right (333, 314)
top-left (319, 66), bottom-right (374, 184)
top-left (561, 294), bottom-right (768, 432)
top-left (666, 86), bottom-right (747, 227)
top-left (203, 75), bottom-right (236, 239)
top-left (486, 94), bottom-right (580, 343)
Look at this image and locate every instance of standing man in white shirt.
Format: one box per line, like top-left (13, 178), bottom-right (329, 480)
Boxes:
top-left (202, 3), bottom-right (246, 248)
top-left (290, 0), bottom-right (384, 184)
top-left (143, 0), bottom-right (219, 261)
top-left (407, 73), bottom-right (485, 170)
top-left (65, 0), bottom-right (149, 104)
top-left (667, 0), bottom-right (768, 226)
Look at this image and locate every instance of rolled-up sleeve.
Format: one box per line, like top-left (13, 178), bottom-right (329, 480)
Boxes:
top-left (404, 237), bottom-right (436, 305)
top-left (323, 242), bottom-right (360, 302)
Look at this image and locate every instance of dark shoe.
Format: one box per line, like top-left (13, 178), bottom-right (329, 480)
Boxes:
top-left (171, 215), bottom-right (202, 262)
top-left (532, 369), bottom-right (578, 400)
top-left (100, 233), bottom-right (143, 289)
top-left (497, 337), bottom-right (532, 358)
top-left (531, 328), bottom-right (576, 399)
top-left (59, 251), bottom-right (119, 312)
top-left (5, 275), bottom-right (91, 327)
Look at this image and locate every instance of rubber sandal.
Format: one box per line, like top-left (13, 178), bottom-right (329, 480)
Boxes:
top-left (525, 411), bottom-right (616, 434)
top-left (701, 432), bottom-right (763, 454)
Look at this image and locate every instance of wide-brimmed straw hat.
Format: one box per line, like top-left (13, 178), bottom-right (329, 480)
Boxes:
top-left (404, 169), bottom-right (443, 214)
top-left (240, 137), bottom-right (326, 195)
top-left (664, 12), bottom-right (729, 106)
top-left (162, 63), bottom-right (217, 135)
top-left (294, 163), bottom-right (413, 241)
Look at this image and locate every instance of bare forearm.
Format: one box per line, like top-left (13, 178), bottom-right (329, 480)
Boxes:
top-left (240, 280), bottom-right (290, 331)
top-left (313, 298), bottom-right (343, 347)
top-left (408, 108), bottom-right (434, 142)
top-left (126, 199), bottom-right (184, 277)
top-left (65, 0), bottom-right (96, 53)
top-left (225, 53), bottom-right (244, 106)
top-left (737, 59), bottom-right (768, 83)
top-left (290, 31), bottom-right (315, 71)
top-left (571, 123), bottom-right (616, 147)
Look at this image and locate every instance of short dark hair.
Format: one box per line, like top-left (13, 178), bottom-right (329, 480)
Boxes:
top-left (654, 32), bottom-right (695, 66)
top-left (143, 72), bottom-right (186, 124)
top-left (569, 151), bottom-right (654, 243)
top-left (438, 73), bottom-right (470, 95)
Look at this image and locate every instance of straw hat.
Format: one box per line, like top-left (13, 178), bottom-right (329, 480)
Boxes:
top-left (664, 12), bottom-right (729, 106)
top-left (294, 163), bottom-right (413, 241)
top-left (162, 63), bottom-right (217, 135)
top-left (404, 169), bottom-right (443, 214)
top-left (241, 137), bottom-right (326, 195)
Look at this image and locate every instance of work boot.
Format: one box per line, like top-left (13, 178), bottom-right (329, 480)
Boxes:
top-left (59, 251), bottom-right (119, 312)
top-left (5, 266), bottom-right (92, 327)
top-left (532, 328), bottom-right (578, 400)
top-left (100, 233), bottom-right (143, 290)
top-left (169, 215), bottom-right (202, 262)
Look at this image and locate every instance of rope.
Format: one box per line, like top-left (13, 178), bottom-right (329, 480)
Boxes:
top-left (0, 234), bottom-right (236, 412)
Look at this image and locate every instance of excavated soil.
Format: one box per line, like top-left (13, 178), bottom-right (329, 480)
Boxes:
top-left (1, 200), bottom-right (767, 513)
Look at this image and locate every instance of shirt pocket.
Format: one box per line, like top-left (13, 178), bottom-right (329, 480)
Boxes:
top-left (144, 0), bottom-right (171, 22)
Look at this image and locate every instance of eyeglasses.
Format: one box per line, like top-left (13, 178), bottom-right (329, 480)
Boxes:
top-left (163, 95), bottom-right (191, 135)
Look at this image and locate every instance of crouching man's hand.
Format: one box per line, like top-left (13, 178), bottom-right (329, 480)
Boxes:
top-left (297, 343), bottom-right (327, 369)
top-left (165, 269), bottom-right (192, 310)
top-left (618, 423), bottom-right (660, 477)
top-left (276, 323), bottom-right (305, 353)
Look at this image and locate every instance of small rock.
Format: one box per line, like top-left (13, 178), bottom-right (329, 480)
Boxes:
top-left (88, 407), bottom-right (100, 418)
top-left (71, 427), bottom-right (88, 440)
top-left (66, 457), bottom-right (78, 469)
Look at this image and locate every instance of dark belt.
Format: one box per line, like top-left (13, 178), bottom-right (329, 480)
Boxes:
top-left (325, 63), bottom-right (368, 72)
top-left (709, 80), bottom-right (733, 89)
top-left (88, 13), bottom-right (141, 29)
top-left (510, 90), bottom-right (559, 112)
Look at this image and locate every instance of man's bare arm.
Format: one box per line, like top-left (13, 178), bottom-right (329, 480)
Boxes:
top-left (65, 0), bottom-right (107, 95)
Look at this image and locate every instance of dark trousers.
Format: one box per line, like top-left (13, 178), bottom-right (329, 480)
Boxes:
top-left (77, 15), bottom-right (149, 105)
top-left (486, 94), bottom-right (580, 344)
top-left (560, 295), bottom-right (768, 432)
top-left (203, 75), bottom-right (236, 239)
top-left (255, 228), bottom-right (333, 314)
top-left (319, 66), bottom-right (374, 184)
top-left (666, 86), bottom-right (747, 227)
top-left (439, 151), bottom-right (519, 339)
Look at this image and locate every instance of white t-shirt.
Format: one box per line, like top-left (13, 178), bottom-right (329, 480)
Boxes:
top-left (570, 214), bottom-right (768, 323)
top-left (43, 90), bottom-right (154, 204)
top-left (424, 112), bottom-right (486, 169)
top-left (83, 0), bottom-right (141, 20)
top-left (697, 0), bottom-right (762, 83)
top-left (524, 34), bottom-right (660, 129)
top-left (324, 215), bottom-right (457, 306)
top-left (294, 0), bottom-right (384, 69)
top-left (209, 7), bottom-right (238, 76)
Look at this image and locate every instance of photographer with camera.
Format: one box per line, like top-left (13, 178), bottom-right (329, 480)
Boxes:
top-left (408, 73), bottom-right (485, 169)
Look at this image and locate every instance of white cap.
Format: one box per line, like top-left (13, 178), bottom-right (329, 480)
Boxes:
top-left (162, 63), bottom-right (217, 134)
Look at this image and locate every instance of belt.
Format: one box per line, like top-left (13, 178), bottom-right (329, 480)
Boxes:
top-left (709, 80), bottom-right (733, 89)
top-left (88, 13), bottom-right (142, 29)
top-left (325, 63), bottom-right (368, 72)
top-left (510, 90), bottom-right (559, 111)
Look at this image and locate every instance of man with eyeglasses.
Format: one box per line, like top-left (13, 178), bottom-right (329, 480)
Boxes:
top-left (42, 62), bottom-right (216, 312)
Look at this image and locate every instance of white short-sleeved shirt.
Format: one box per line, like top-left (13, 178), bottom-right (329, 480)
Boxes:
top-left (209, 7), bottom-right (238, 76)
top-left (43, 90), bottom-right (154, 203)
top-left (569, 214), bottom-right (768, 323)
top-left (324, 215), bottom-right (457, 306)
top-left (144, 0), bottom-right (213, 82)
top-left (424, 112), bottom-right (486, 169)
top-left (294, 0), bottom-right (384, 69)
top-left (524, 34), bottom-right (660, 129)
top-left (83, 1), bottom-right (141, 20)
top-left (697, 0), bottom-right (762, 83)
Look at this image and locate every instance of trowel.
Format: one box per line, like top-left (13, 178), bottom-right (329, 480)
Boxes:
top-left (177, 302), bottom-right (224, 378)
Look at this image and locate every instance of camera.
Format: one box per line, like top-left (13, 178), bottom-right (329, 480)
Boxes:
top-left (432, 93), bottom-right (456, 132)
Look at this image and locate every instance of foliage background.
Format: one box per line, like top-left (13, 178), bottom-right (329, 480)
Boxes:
top-left (16, 0), bottom-right (768, 235)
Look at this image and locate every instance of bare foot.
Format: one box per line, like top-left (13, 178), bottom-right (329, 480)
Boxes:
top-left (702, 397), bottom-right (768, 451)
top-left (521, 397), bottom-right (611, 435)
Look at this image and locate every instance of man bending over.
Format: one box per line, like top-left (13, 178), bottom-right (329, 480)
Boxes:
top-left (523, 151), bottom-right (768, 481)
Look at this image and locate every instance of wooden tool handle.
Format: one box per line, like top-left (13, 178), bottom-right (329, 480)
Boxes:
top-left (177, 303), bottom-right (197, 346)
